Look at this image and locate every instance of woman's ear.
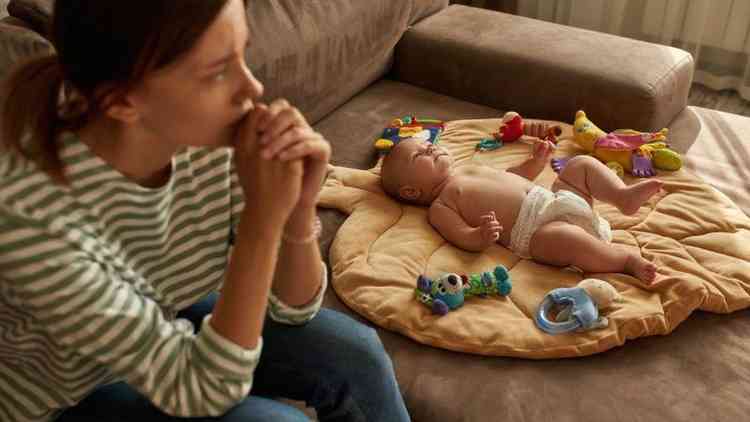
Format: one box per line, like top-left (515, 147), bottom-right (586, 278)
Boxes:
top-left (399, 185), bottom-right (422, 201)
top-left (104, 95), bottom-right (141, 123)
top-left (96, 85), bottom-right (141, 124)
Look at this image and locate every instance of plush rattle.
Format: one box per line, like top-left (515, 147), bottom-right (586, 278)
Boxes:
top-left (493, 111), bottom-right (562, 143)
top-left (535, 278), bottom-right (623, 334)
top-left (373, 115), bottom-right (445, 154)
top-left (551, 110), bottom-right (682, 178)
top-left (415, 265), bottom-right (512, 315)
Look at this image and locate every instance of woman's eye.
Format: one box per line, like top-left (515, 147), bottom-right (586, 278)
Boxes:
top-left (212, 66), bottom-right (229, 81)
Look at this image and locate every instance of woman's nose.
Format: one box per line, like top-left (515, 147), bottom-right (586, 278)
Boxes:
top-left (238, 62), bottom-right (264, 101)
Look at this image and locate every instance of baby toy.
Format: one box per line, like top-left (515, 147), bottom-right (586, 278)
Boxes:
top-left (493, 111), bottom-right (562, 144)
top-left (374, 116), bottom-right (445, 154)
top-left (551, 110), bottom-right (682, 178)
top-left (415, 265), bottom-right (512, 315)
top-left (535, 278), bottom-right (623, 334)
top-left (476, 138), bottom-right (503, 151)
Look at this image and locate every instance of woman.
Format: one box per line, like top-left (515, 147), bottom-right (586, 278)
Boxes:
top-left (0, 0), bottom-right (410, 421)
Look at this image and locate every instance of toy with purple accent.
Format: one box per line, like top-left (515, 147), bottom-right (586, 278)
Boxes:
top-left (551, 110), bottom-right (682, 178)
top-left (415, 265), bottom-right (512, 315)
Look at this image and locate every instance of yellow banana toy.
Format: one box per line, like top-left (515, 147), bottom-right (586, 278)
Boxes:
top-left (551, 111), bottom-right (682, 178)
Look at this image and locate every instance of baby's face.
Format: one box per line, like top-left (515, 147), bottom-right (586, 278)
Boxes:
top-left (381, 139), bottom-right (454, 202)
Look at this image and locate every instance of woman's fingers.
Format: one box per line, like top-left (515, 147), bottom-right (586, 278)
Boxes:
top-left (234, 103), bottom-right (268, 153)
top-left (259, 108), bottom-right (301, 146)
top-left (278, 133), bottom-right (330, 162)
top-left (261, 127), bottom-right (306, 159)
top-left (256, 99), bottom-right (290, 132)
top-left (257, 99), bottom-right (308, 146)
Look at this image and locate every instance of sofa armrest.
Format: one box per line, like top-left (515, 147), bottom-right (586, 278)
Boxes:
top-left (393, 5), bottom-right (694, 132)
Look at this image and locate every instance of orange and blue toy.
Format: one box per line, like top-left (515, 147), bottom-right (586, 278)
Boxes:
top-left (374, 116), bottom-right (445, 154)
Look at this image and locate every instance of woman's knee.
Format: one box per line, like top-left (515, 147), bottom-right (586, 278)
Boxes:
top-left (316, 310), bottom-right (395, 380)
top-left (223, 396), bottom-right (311, 422)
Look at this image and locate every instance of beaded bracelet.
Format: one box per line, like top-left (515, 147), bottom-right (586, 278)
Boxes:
top-left (281, 216), bottom-right (322, 245)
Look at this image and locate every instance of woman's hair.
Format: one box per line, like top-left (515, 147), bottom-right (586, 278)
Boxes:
top-left (1, 0), bottom-right (232, 183)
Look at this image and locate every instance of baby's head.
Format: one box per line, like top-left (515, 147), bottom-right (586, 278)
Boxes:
top-left (380, 139), bottom-right (454, 205)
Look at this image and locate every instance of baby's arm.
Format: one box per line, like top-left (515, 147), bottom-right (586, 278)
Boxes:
top-left (428, 201), bottom-right (502, 252)
top-left (507, 139), bottom-right (555, 181)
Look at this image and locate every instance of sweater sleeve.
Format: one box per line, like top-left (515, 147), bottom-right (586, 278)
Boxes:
top-left (0, 215), bottom-right (260, 418)
top-left (267, 263), bottom-right (327, 325)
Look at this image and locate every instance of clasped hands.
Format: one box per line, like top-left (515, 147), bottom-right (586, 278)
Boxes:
top-left (233, 99), bottom-right (331, 228)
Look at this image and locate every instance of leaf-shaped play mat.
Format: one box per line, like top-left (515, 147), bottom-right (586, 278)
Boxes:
top-left (318, 118), bottom-right (750, 358)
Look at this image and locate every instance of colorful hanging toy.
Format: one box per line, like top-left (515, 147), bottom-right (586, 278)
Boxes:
top-left (415, 265), bottom-right (512, 316)
top-left (374, 116), bottom-right (445, 154)
top-left (551, 110), bottom-right (682, 178)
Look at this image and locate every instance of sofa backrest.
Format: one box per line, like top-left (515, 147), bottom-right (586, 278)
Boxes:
top-left (0, 17), bottom-right (51, 82)
top-left (4, 0), bottom-right (448, 124)
top-left (246, 0), bottom-right (447, 123)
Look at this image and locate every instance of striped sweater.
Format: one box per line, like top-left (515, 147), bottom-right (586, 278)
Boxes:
top-left (0, 133), bottom-right (326, 421)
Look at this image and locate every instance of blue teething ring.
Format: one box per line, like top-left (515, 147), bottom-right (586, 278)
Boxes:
top-left (535, 295), bottom-right (582, 334)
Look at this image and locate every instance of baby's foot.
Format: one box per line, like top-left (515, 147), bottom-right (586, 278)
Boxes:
top-left (618, 179), bottom-right (663, 215)
top-left (624, 253), bottom-right (658, 284)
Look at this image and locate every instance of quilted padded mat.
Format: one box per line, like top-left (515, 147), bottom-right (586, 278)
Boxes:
top-left (318, 118), bottom-right (750, 358)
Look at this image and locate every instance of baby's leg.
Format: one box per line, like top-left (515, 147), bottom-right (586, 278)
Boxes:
top-left (552, 155), bottom-right (662, 215)
top-left (529, 221), bottom-right (658, 283)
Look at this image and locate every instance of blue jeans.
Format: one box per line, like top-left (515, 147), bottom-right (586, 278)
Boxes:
top-left (57, 293), bottom-right (410, 421)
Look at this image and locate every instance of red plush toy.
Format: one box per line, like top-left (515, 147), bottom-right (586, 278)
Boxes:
top-left (493, 111), bottom-right (562, 143)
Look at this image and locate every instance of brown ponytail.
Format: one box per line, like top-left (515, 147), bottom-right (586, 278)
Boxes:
top-left (1, 54), bottom-right (66, 183)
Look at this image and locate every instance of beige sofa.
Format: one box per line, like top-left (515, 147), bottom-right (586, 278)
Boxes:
top-left (2, 1), bottom-right (749, 421)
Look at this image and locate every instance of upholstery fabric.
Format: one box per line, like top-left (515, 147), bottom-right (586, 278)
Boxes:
top-left (311, 80), bottom-right (750, 421)
top-left (394, 5), bottom-right (694, 133)
top-left (0, 21), bottom-right (51, 81)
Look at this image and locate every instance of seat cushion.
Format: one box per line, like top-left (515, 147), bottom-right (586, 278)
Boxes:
top-left (313, 81), bottom-right (750, 421)
top-left (668, 106), bottom-right (750, 215)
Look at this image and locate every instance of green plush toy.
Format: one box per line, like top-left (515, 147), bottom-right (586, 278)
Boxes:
top-left (415, 265), bottom-right (512, 315)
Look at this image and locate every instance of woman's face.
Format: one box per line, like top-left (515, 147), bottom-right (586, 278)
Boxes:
top-left (128, 0), bottom-right (263, 148)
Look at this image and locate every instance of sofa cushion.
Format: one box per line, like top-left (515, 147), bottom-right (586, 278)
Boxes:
top-left (393, 5), bottom-right (695, 132)
top-left (245, 0), bottom-right (415, 124)
top-left (0, 20), bottom-right (52, 82)
top-left (668, 106), bottom-right (750, 215)
top-left (312, 79), bottom-right (750, 422)
top-left (6, 0), bottom-right (49, 35)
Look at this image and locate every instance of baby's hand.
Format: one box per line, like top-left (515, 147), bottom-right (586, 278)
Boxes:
top-left (532, 139), bottom-right (555, 162)
top-left (479, 212), bottom-right (503, 247)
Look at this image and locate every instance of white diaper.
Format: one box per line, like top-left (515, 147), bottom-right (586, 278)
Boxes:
top-left (509, 185), bottom-right (612, 259)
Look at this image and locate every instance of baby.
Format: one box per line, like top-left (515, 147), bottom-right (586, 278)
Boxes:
top-left (380, 138), bottom-right (662, 283)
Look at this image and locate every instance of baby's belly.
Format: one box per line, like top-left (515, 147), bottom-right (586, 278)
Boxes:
top-left (456, 188), bottom-right (529, 247)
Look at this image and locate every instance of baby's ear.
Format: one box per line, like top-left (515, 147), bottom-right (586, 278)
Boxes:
top-left (399, 185), bottom-right (422, 201)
